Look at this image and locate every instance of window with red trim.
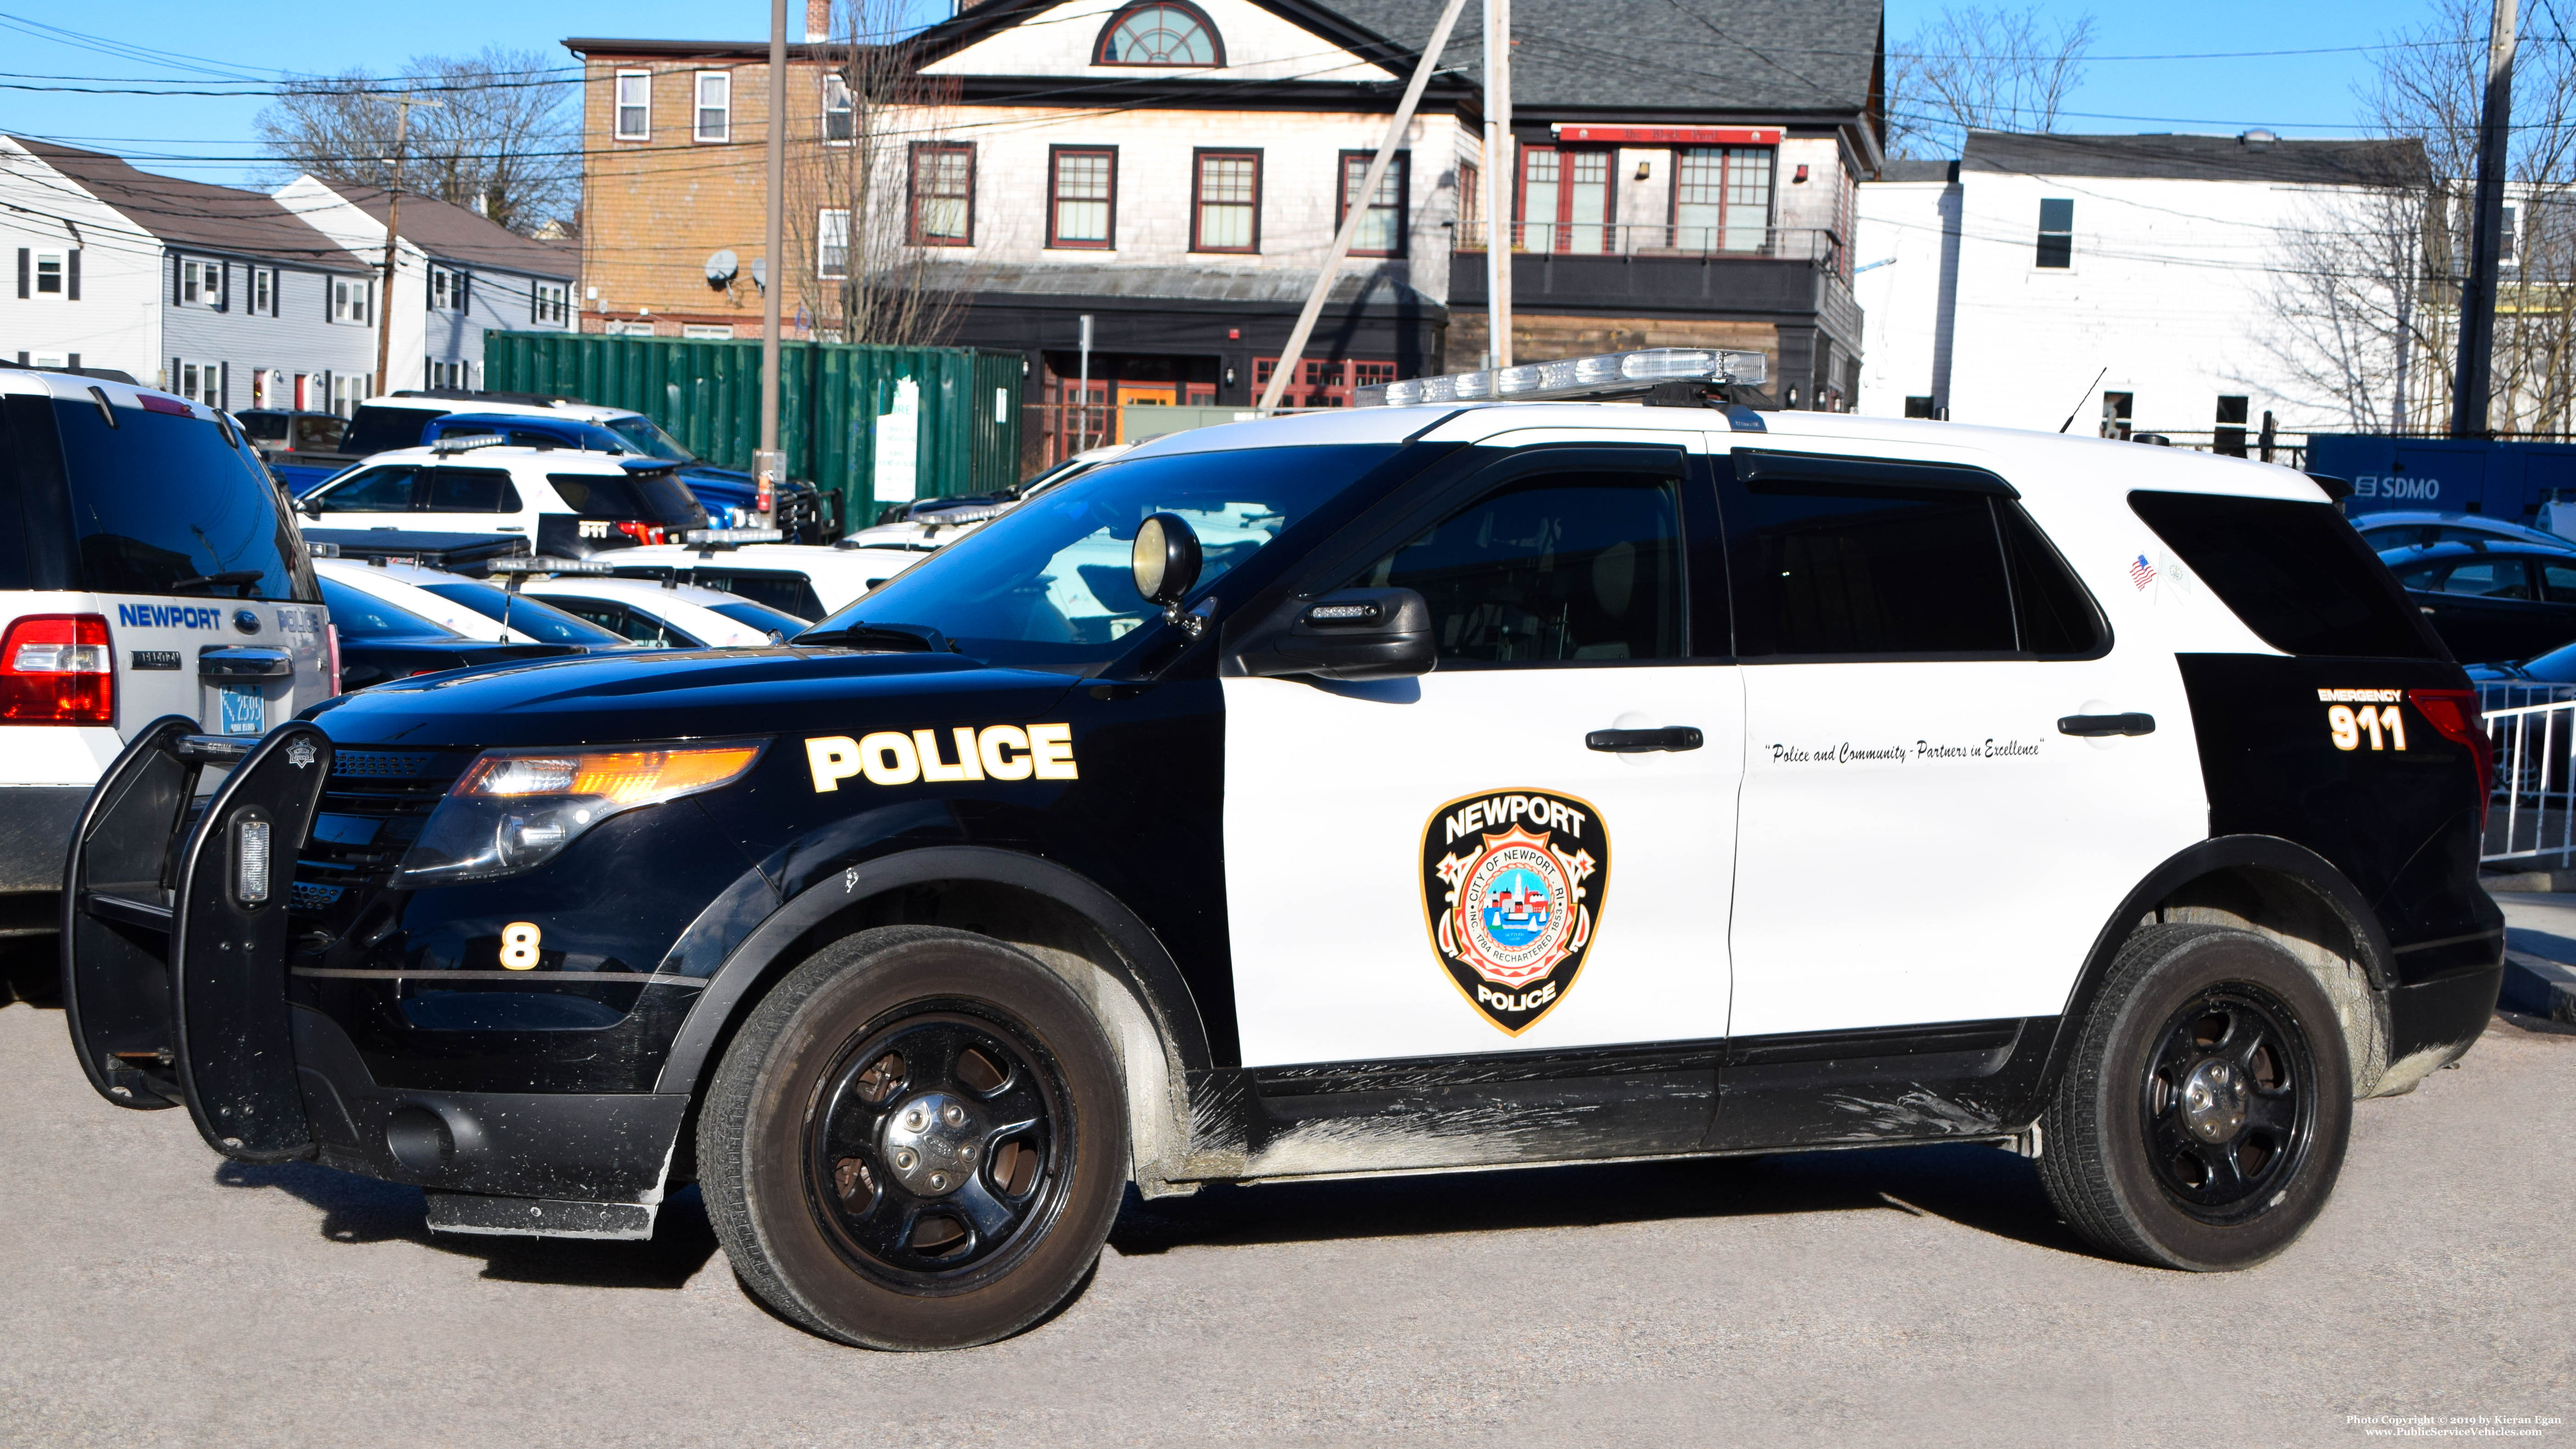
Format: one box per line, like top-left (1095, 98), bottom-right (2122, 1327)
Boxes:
top-left (1253, 357), bottom-right (1395, 409)
top-left (910, 142), bottom-right (975, 247)
top-left (1048, 147), bottom-right (1117, 249)
top-left (1192, 150), bottom-right (1261, 253)
top-left (1338, 151), bottom-right (1408, 258)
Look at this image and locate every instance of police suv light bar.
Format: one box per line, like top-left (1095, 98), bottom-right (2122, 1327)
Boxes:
top-left (431, 432), bottom-right (507, 454)
top-left (1353, 347), bottom-right (1769, 408)
top-left (487, 556), bottom-right (617, 575)
top-left (681, 528), bottom-right (786, 547)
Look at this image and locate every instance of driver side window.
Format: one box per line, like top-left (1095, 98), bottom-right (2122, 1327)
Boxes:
top-left (315, 465), bottom-right (419, 513)
top-left (1351, 471), bottom-right (1685, 665)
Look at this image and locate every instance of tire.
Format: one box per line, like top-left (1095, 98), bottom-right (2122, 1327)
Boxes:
top-left (698, 925), bottom-right (1128, 1349)
top-left (2038, 923), bottom-right (2353, 1271)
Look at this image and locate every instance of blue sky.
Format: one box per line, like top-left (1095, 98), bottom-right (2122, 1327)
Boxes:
top-left (0, 0), bottom-right (2472, 187)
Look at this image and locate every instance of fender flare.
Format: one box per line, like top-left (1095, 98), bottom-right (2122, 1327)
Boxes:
top-left (652, 844), bottom-right (1211, 1097)
top-left (2033, 834), bottom-right (2397, 1093)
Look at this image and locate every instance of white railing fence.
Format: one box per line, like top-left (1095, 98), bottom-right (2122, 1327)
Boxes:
top-left (2484, 694), bottom-right (2576, 865)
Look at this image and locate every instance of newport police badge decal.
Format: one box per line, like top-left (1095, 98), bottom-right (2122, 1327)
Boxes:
top-left (1420, 789), bottom-right (1609, 1035)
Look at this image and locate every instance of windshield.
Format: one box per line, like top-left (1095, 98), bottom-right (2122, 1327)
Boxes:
top-left (810, 443), bottom-right (1404, 673)
top-left (604, 415), bottom-right (695, 464)
top-left (417, 581), bottom-right (628, 645)
top-left (319, 575), bottom-right (459, 639)
top-left (707, 598), bottom-right (808, 637)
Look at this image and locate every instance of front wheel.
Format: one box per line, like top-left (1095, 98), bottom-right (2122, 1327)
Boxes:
top-left (699, 925), bottom-right (1129, 1349)
top-left (2038, 924), bottom-right (2353, 1271)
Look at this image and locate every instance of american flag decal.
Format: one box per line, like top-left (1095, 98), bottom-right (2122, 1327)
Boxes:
top-left (2129, 554), bottom-right (2157, 590)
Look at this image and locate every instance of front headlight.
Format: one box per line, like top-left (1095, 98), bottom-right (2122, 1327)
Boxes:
top-left (394, 741), bottom-right (766, 885)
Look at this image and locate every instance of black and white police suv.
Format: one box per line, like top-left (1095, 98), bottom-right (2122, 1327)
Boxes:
top-left (62, 350), bottom-right (2503, 1351)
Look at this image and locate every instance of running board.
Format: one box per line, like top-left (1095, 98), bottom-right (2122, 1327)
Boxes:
top-left (424, 1192), bottom-right (659, 1241)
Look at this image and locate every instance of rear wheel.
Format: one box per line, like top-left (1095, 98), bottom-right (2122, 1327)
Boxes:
top-left (699, 925), bottom-right (1127, 1349)
top-left (2038, 924), bottom-right (2352, 1271)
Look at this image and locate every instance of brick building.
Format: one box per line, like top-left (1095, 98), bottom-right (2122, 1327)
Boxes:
top-left (567, 0), bottom-right (1883, 458)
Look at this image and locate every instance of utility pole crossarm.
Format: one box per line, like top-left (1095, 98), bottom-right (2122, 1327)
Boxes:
top-left (1255, 0), bottom-right (1470, 415)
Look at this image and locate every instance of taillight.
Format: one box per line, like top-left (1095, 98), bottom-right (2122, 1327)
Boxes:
top-left (2408, 688), bottom-right (2493, 828)
top-left (0, 614), bottom-right (113, 724)
top-left (325, 621), bottom-right (344, 697)
top-left (614, 520), bottom-right (666, 547)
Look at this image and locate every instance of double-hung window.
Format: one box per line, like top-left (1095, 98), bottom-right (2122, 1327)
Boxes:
top-left (615, 70), bottom-right (651, 141)
top-left (695, 71), bottom-right (731, 142)
top-left (333, 276), bottom-right (370, 324)
top-left (910, 143), bottom-right (974, 246)
top-left (532, 281), bottom-right (569, 326)
top-left (175, 361), bottom-right (223, 409)
top-left (33, 250), bottom-right (64, 294)
top-left (817, 209), bottom-right (851, 278)
top-left (1192, 150), bottom-right (1260, 253)
top-left (1048, 147), bottom-right (1116, 249)
top-left (1338, 151), bottom-right (1408, 257)
top-left (252, 267), bottom-right (274, 314)
top-left (2036, 198), bottom-right (2074, 269)
top-left (430, 265), bottom-right (463, 311)
top-left (823, 73), bottom-right (854, 143)
top-left (180, 257), bottom-right (223, 307)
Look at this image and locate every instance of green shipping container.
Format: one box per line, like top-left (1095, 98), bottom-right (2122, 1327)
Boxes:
top-left (483, 332), bottom-right (1026, 526)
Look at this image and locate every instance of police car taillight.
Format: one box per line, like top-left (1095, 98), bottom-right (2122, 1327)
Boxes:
top-left (614, 521), bottom-right (666, 547)
top-left (1355, 347), bottom-right (1769, 407)
top-left (2407, 688), bottom-right (2494, 828)
top-left (0, 614), bottom-right (113, 724)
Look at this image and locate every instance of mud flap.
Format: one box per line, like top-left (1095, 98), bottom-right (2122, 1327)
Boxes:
top-left (169, 722), bottom-right (333, 1161)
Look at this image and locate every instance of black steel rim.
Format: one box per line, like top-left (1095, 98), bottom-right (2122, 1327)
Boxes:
top-left (2138, 983), bottom-right (2316, 1223)
top-left (802, 1003), bottom-right (1070, 1290)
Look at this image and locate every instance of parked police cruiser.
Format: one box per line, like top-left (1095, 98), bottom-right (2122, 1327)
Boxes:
top-left (62, 349), bottom-right (2503, 1351)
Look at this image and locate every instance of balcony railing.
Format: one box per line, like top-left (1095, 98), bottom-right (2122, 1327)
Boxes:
top-left (1454, 221), bottom-right (1845, 271)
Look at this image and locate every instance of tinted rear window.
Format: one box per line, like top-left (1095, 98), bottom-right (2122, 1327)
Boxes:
top-left (681, 569), bottom-right (826, 620)
top-left (343, 405), bottom-right (442, 457)
top-left (2129, 491), bottom-right (2444, 659)
top-left (51, 397), bottom-right (319, 601)
top-left (548, 470), bottom-right (706, 524)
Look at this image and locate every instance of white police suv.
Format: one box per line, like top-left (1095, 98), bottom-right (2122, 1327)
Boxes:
top-left (60, 350), bottom-right (2501, 1351)
top-left (2, 366), bottom-right (333, 956)
top-left (293, 440), bottom-right (707, 558)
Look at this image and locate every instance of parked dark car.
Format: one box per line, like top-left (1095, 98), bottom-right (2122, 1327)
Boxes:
top-left (2384, 540), bottom-right (2576, 663)
top-left (315, 574), bottom-right (579, 688)
top-left (236, 409), bottom-right (352, 493)
top-left (2353, 509), bottom-right (2575, 553)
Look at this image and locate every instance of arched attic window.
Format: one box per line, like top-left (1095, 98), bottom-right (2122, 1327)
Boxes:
top-left (1095, 2), bottom-right (1224, 67)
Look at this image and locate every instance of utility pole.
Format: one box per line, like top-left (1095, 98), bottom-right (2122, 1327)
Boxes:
top-left (1256, 0), bottom-right (1467, 413)
top-left (757, 0), bottom-right (789, 520)
top-left (374, 93), bottom-right (440, 397)
top-left (1482, 0), bottom-right (1512, 370)
top-left (2453, 0), bottom-right (2517, 438)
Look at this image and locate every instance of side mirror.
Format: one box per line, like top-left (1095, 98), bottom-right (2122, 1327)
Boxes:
top-left (1234, 587), bottom-right (1437, 681)
top-left (1131, 512), bottom-right (1202, 608)
top-left (294, 495), bottom-right (321, 518)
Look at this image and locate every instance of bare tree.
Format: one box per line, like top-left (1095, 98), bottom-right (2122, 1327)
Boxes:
top-left (2258, 0), bottom-right (2576, 434)
top-left (784, 0), bottom-right (969, 347)
top-left (255, 47), bottom-right (577, 236)
top-left (1885, 6), bottom-right (2097, 161)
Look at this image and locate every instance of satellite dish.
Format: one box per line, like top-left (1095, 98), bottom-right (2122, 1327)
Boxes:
top-left (705, 248), bottom-right (738, 288)
top-left (750, 257), bottom-right (768, 292)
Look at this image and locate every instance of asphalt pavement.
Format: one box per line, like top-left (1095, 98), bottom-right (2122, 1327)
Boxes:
top-left (2, 987), bottom-right (2571, 1447)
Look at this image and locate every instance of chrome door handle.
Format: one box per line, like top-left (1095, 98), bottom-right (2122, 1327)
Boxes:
top-left (1586, 726), bottom-right (1704, 753)
top-left (2057, 712), bottom-right (2155, 737)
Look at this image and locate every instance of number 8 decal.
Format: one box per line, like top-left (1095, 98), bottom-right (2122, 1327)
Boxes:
top-left (2327, 704), bottom-right (2407, 752)
top-left (501, 921), bottom-right (542, 970)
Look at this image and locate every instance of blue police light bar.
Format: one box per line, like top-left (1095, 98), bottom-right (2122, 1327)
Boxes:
top-left (1353, 347), bottom-right (1769, 408)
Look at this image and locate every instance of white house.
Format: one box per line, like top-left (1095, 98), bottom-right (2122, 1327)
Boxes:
top-left (2, 137), bottom-right (382, 409)
top-left (273, 178), bottom-right (579, 394)
top-left (1857, 130), bottom-right (2423, 450)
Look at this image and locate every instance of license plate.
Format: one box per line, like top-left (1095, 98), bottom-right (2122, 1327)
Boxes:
top-left (218, 683), bottom-right (265, 736)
